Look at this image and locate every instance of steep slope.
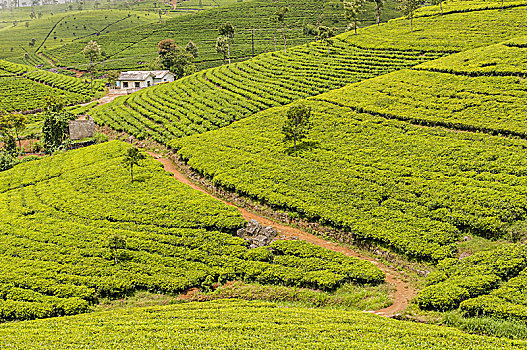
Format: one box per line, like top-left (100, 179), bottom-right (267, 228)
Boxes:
top-left (43, 0), bottom-right (400, 71)
top-left (0, 59), bottom-right (104, 112)
top-left (90, 3), bottom-right (527, 142)
top-left (0, 141), bottom-right (383, 321)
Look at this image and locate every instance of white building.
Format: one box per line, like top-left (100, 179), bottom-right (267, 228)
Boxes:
top-left (116, 71), bottom-right (175, 90)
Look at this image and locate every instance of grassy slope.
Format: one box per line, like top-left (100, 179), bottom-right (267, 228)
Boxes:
top-left (42, 0), bottom-right (401, 71)
top-left (0, 140), bottom-right (383, 321)
top-left (0, 300), bottom-right (525, 349)
top-left (158, 5), bottom-right (527, 261)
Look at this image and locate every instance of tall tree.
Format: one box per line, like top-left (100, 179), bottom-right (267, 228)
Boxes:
top-left (218, 22), bottom-right (235, 65)
top-left (82, 40), bottom-right (101, 96)
top-left (282, 103), bottom-right (313, 154)
top-left (122, 147), bottom-right (146, 183)
top-left (216, 36), bottom-right (228, 64)
top-left (41, 97), bottom-right (72, 154)
top-left (399, 0), bottom-right (421, 33)
top-left (0, 113), bottom-right (26, 153)
top-left (372, 0), bottom-right (385, 25)
top-left (316, 26), bottom-right (334, 56)
top-left (272, 6), bottom-right (289, 52)
top-left (344, 0), bottom-right (366, 35)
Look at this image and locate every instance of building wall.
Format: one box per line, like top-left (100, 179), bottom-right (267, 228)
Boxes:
top-left (119, 77), bottom-right (154, 89)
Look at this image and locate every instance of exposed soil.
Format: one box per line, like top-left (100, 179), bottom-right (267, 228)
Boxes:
top-left (148, 152), bottom-right (416, 317)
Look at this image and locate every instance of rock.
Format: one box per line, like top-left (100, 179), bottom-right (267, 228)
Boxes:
top-left (237, 220), bottom-right (277, 248)
top-left (462, 236), bottom-right (472, 242)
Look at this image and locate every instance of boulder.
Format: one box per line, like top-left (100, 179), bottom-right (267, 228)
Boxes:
top-left (237, 219), bottom-right (277, 248)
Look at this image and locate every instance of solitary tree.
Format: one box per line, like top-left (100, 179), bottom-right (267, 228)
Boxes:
top-left (399, 0), bottom-right (421, 33)
top-left (0, 113), bottom-right (26, 153)
top-left (218, 22), bottom-right (235, 65)
top-left (316, 26), bottom-right (334, 56)
top-left (108, 234), bottom-right (126, 264)
top-left (282, 103), bottom-right (313, 154)
top-left (344, 0), bottom-right (366, 35)
top-left (41, 97), bottom-right (71, 154)
top-left (122, 146), bottom-right (146, 182)
top-left (371, 0), bottom-right (385, 25)
top-left (216, 36), bottom-right (228, 64)
top-left (82, 40), bottom-right (101, 96)
top-left (272, 6), bottom-right (289, 52)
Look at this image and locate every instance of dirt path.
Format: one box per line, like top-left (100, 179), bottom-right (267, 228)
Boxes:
top-left (148, 152), bottom-right (416, 317)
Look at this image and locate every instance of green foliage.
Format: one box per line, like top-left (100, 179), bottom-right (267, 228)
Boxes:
top-left (93, 39), bottom-right (439, 144)
top-left (281, 103), bottom-right (312, 153)
top-left (122, 146), bottom-right (147, 182)
top-left (0, 151), bottom-right (18, 172)
top-left (40, 0), bottom-right (401, 71)
top-left (0, 60), bottom-right (103, 112)
top-left (0, 300), bottom-right (525, 348)
top-left (0, 141), bottom-right (383, 322)
top-left (41, 106), bottom-right (73, 153)
top-left (418, 244), bottom-right (527, 315)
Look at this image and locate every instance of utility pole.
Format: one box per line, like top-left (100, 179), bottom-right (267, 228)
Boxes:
top-left (251, 28), bottom-right (255, 57)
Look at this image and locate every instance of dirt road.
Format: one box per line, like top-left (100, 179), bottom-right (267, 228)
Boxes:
top-left (149, 152), bottom-right (416, 317)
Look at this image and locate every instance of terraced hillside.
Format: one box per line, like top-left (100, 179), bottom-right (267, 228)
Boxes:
top-left (0, 141), bottom-right (384, 322)
top-left (91, 41), bottom-right (441, 142)
top-left (0, 60), bottom-right (104, 112)
top-left (1, 300), bottom-right (526, 349)
top-left (0, 9), bottom-right (159, 66)
top-left (43, 0), bottom-right (400, 71)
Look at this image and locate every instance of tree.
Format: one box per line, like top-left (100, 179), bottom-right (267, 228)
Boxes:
top-left (122, 146), bottom-right (146, 182)
top-left (399, 0), bottom-right (421, 33)
top-left (106, 70), bottom-right (120, 87)
top-left (344, 0), bottom-right (366, 35)
top-left (108, 234), bottom-right (126, 264)
top-left (431, 0), bottom-right (443, 14)
top-left (156, 39), bottom-right (195, 79)
top-left (316, 26), bottom-right (334, 56)
top-left (82, 40), bottom-right (101, 96)
top-left (0, 113), bottom-right (26, 153)
top-left (218, 22), bottom-right (235, 65)
top-left (272, 6), bottom-right (289, 52)
top-left (371, 0), bottom-right (385, 25)
top-left (41, 97), bottom-right (72, 154)
top-left (185, 40), bottom-right (198, 59)
top-left (282, 103), bottom-right (313, 154)
top-left (216, 36), bottom-right (228, 64)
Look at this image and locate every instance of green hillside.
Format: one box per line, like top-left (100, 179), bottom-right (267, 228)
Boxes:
top-left (0, 141), bottom-right (383, 322)
top-left (0, 300), bottom-right (526, 349)
top-left (90, 3), bottom-right (527, 141)
top-left (0, 59), bottom-right (104, 112)
top-left (42, 0), bottom-right (401, 71)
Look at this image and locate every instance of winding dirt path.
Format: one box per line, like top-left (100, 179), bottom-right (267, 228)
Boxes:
top-left (148, 152), bottom-right (416, 317)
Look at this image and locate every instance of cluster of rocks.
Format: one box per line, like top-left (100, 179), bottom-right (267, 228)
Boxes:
top-left (236, 219), bottom-right (277, 248)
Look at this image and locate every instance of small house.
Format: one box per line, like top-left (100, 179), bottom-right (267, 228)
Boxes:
top-left (116, 70), bottom-right (175, 90)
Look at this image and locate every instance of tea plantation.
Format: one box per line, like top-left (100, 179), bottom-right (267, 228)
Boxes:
top-left (0, 141), bottom-right (383, 321)
top-left (1, 300), bottom-right (526, 349)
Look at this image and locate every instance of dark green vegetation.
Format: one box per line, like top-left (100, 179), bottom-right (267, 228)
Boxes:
top-left (0, 141), bottom-right (383, 321)
top-left (42, 0), bottom-right (401, 71)
top-left (1, 300), bottom-right (526, 349)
